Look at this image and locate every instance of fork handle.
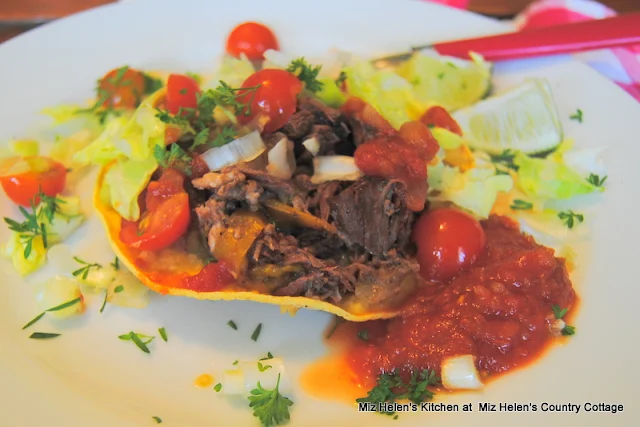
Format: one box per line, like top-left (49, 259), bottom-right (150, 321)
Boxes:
top-left (431, 12), bottom-right (640, 61)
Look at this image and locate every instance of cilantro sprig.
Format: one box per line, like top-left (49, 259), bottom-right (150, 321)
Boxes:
top-left (248, 373), bottom-right (293, 427)
top-left (356, 370), bottom-right (439, 416)
top-left (510, 199), bottom-right (533, 210)
top-left (287, 58), bottom-right (323, 93)
top-left (119, 331), bottom-right (155, 354)
top-left (153, 143), bottom-right (192, 175)
top-left (489, 149), bottom-right (519, 175)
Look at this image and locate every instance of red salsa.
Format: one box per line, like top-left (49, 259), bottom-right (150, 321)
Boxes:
top-left (342, 215), bottom-right (576, 388)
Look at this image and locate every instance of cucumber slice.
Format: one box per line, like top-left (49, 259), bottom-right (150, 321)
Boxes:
top-left (452, 79), bottom-right (563, 155)
top-left (396, 50), bottom-right (492, 111)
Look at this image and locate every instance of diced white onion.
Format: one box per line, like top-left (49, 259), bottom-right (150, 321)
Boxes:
top-left (550, 318), bottom-right (566, 336)
top-left (201, 131), bottom-right (266, 172)
top-left (441, 355), bottom-right (484, 390)
top-left (34, 276), bottom-right (84, 319)
top-left (267, 137), bottom-right (296, 179)
top-left (221, 357), bottom-right (290, 395)
top-left (107, 269), bottom-right (150, 309)
top-left (311, 156), bottom-right (362, 184)
top-left (79, 266), bottom-right (117, 292)
top-left (302, 137), bottom-right (320, 156)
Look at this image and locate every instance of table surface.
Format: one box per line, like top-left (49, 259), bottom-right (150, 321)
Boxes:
top-left (0, 0), bottom-right (639, 43)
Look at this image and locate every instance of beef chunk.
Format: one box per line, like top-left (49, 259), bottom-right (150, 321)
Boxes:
top-left (330, 177), bottom-right (414, 255)
top-left (281, 110), bottom-right (314, 140)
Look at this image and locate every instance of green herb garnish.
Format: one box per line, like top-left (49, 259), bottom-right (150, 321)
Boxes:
top-left (558, 210), bottom-right (584, 229)
top-left (151, 416), bottom-right (162, 424)
top-left (356, 369), bottom-right (439, 415)
top-left (227, 320), bottom-right (238, 330)
top-left (551, 304), bottom-right (576, 336)
top-left (570, 109), bottom-right (583, 123)
top-left (111, 256), bottom-right (120, 270)
top-left (22, 296), bottom-right (82, 330)
top-left (72, 257), bottom-right (102, 280)
top-left (248, 373), bottom-right (293, 427)
top-left (357, 329), bottom-right (369, 341)
top-left (335, 71), bottom-right (347, 85)
top-left (251, 323), bottom-right (262, 342)
top-left (489, 149), bottom-right (519, 175)
top-left (260, 352), bottom-right (274, 361)
top-left (214, 383), bottom-right (222, 392)
top-left (287, 58), bottom-right (323, 93)
top-left (510, 199), bottom-right (533, 210)
top-left (99, 291), bottom-right (108, 314)
top-left (257, 361), bottom-right (272, 372)
top-left (29, 332), bottom-right (61, 339)
top-left (153, 143), bottom-right (192, 175)
top-left (119, 331), bottom-right (155, 353)
top-left (586, 173), bottom-right (607, 187)
top-left (158, 327), bottom-right (168, 342)
top-left (114, 285), bottom-right (124, 293)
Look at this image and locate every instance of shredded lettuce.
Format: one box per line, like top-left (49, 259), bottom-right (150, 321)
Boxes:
top-left (103, 156), bottom-right (158, 221)
top-left (430, 127), bottom-right (464, 150)
top-left (205, 54), bottom-right (255, 89)
top-left (514, 151), bottom-right (602, 200)
top-left (428, 161), bottom-right (513, 218)
top-left (344, 61), bottom-right (424, 129)
top-left (314, 78), bottom-right (347, 108)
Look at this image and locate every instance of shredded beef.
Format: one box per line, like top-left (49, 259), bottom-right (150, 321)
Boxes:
top-left (330, 177), bottom-right (414, 256)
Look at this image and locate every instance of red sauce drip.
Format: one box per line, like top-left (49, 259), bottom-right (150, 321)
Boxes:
top-left (180, 261), bottom-right (235, 292)
top-left (420, 106), bottom-right (463, 136)
top-left (343, 216), bottom-right (576, 387)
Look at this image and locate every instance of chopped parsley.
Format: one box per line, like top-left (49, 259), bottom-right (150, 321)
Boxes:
top-left (151, 416), bottom-right (162, 424)
top-left (99, 291), bottom-right (109, 314)
top-left (214, 383), bottom-right (222, 392)
top-left (356, 370), bottom-right (439, 416)
top-left (558, 210), bottom-right (584, 229)
top-left (158, 327), bottom-right (168, 342)
top-left (257, 361), bottom-right (272, 372)
top-left (260, 352), bottom-right (274, 361)
top-left (287, 58), bottom-right (323, 93)
top-left (489, 149), bottom-right (519, 175)
top-left (119, 331), bottom-right (155, 354)
top-left (72, 257), bottom-right (102, 280)
top-left (153, 143), bottom-right (192, 175)
top-left (251, 323), bottom-right (263, 342)
top-left (248, 373), bottom-right (293, 427)
top-left (232, 360), bottom-right (239, 366)
top-left (510, 199), bottom-right (533, 210)
top-left (111, 256), bottom-right (120, 270)
top-left (142, 73), bottom-right (163, 94)
top-left (570, 109), bottom-right (583, 123)
top-left (192, 128), bottom-right (210, 148)
top-left (22, 297), bottom-right (82, 330)
top-left (586, 173), bottom-right (607, 187)
top-left (551, 304), bottom-right (576, 336)
top-left (227, 320), bottom-right (238, 330)
top-left (29, 332), bottom-right (61, 339)
top-left (3, 191), bottom-right (64, 258)
top-left (210, 125), bottom-right (237, 148)
top-left (335, 70), bottom-right (347, 85)
top-left (179, 88), bottom-right (188, 95)
top-left (114, 285), bottom-right (124, 293)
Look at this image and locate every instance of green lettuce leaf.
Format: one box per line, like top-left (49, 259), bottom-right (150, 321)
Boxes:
top-left (206, 54), bottom-right (255, 89)
top-left (428, 161), bottom-right (513, 218)
top-left (514, 151), bottom-right (602, 200)
top-left (314, 78), bottom-right (347, 108)
top-left (103, 156), bottom-right (158, 221)
top-left (344, 61), bottom-right (424, 129)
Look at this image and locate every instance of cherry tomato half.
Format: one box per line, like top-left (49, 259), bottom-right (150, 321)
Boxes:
top-left (166, 74), bottom-right (201, 115)
top-left (236, 69), bottom-right (303, 133)
top-left (226, 22), bottom-right (279, 60)
top-left (120, 169), bottom-right (190, 251)
top-left (0, 156), bottom-right (67, 207)
top-left (98, 67), bottom-right (146, 109)
top-left (181, 261), bottom-right (235, 292)
top-left (413, 208), bottom-right (486, 283)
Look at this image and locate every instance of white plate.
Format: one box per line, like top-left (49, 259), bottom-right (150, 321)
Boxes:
top-left (1, 1), bottom-right (639, 426)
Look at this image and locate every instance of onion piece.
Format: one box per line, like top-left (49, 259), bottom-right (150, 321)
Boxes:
top-left (267, 137), bottom-right (296, 179)
top-left (201, 131), bottom-right (266, 171)
top-left (441, 354), bottom-right (484, 390)
top-left (311, 156), bottom-right (362, 184)
top-left (302, 137), bottom-right (320, 156)
top-left (34, 276), bottom-right (84, 319)
top-left (221, 357), bottom-right (290, 395)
